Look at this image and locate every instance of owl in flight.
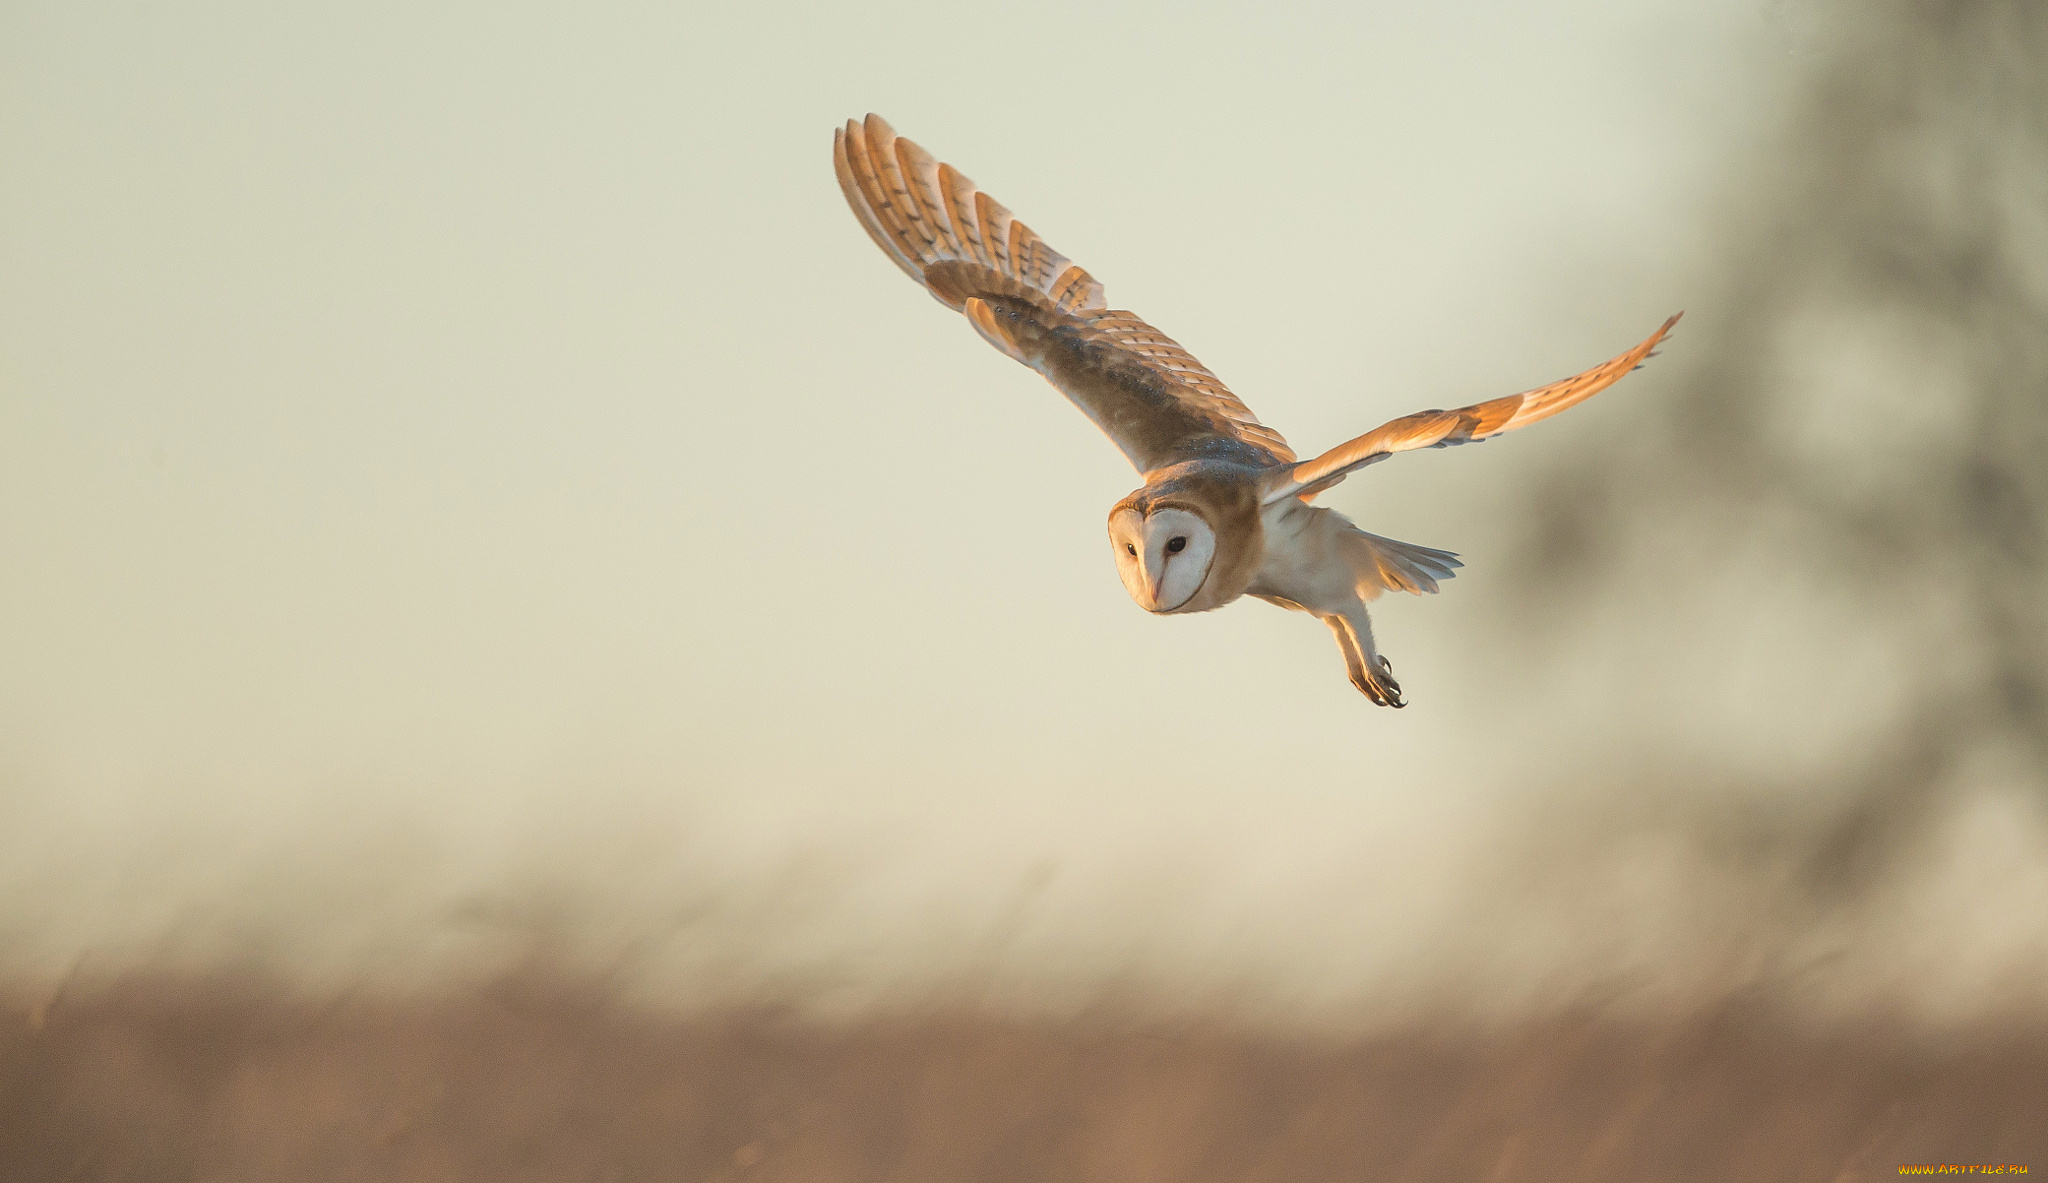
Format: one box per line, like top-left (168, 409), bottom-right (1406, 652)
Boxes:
top-left (834, 114), bottom-right (1678, 707)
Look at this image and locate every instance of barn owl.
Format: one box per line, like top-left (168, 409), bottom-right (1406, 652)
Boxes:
top-left (834, 114), bottom-right (1678, 706)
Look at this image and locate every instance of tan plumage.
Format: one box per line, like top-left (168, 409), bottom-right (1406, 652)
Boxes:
top-left (833, 115), bottom-right (1290, 474)
top-left (1268, 313), bottom-right (1680, 503)
top-left (834, 113), bottom-right (1679, 706)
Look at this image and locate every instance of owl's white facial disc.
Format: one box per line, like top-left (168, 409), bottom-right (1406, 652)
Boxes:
top-left (1108, 506), bottom-right (1217, 613)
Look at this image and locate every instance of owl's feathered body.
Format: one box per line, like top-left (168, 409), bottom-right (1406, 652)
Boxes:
top-left (834, 113), bottom-right (1677, 706)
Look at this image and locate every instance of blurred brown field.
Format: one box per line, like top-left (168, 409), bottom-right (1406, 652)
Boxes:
top-left (5, 970), bottom-right (2044, 1183)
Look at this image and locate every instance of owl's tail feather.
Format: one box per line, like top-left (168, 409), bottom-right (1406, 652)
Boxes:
top-left (1344, 528), bottom-right (1462, 597)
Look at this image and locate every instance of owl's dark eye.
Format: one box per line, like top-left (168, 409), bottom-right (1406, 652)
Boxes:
top-left (1126, 543), bottom-right (1137, 556)
top-left (1166, 536), bottom-right (1187, 553)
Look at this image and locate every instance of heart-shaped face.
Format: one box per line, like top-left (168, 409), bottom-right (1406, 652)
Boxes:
top-left (1107, 505), bottom-right (1216, 613)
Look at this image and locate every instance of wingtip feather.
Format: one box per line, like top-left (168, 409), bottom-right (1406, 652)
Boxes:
top-left (833, 114), bottom-right (1111, 316)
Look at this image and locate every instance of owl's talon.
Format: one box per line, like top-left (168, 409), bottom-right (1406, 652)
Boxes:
top-left (1350, 656), bottom-right (1405, 708)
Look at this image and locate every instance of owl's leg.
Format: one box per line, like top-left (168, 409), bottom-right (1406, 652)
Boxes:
top-left (1324, 606), bottom-right (1404, 708)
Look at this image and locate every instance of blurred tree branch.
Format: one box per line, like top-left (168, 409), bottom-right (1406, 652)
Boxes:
top-left (1507, 0), bottom-right (2047, 887)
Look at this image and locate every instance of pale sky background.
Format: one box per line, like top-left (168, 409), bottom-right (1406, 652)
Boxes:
top-left (16, 2), bottom-right (2019, 1026)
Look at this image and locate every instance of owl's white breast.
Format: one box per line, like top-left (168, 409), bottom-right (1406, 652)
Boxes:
top-left (1247, 499), bottom-right (1364, 613)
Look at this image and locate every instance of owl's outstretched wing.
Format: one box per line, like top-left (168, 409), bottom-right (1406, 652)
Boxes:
top-left (1263, 314), bottom-right (1682, 505)
top-left (834, 114), bottom-right (1294, 474)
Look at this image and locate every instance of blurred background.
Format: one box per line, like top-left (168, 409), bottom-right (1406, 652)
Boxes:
top-left (2, 0), bottom-right (2043, 1178)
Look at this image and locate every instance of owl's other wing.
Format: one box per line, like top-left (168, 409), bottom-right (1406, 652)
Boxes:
top-left (1263, 314), bottom-right (1682, 505)
top-left (835, 114), bottom-right (1293, 474)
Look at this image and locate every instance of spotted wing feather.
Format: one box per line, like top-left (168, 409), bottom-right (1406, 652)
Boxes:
top-left (1266, 314), bottom-right (1682, 504)
top-left (835, 114), bottom-right (1103, 314)
top-left (834, 114), bottom-right (1295, 472)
